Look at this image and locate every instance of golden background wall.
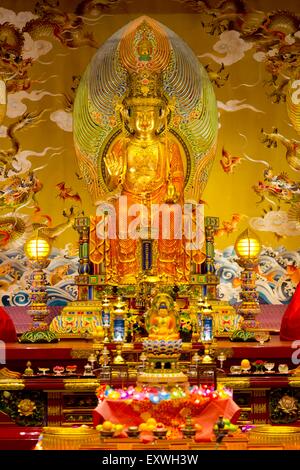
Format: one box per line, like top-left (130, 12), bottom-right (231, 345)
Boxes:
top-left (0, 0), bottom-right (299, 305)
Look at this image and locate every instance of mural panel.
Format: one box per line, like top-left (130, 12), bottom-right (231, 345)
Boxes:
top-left (0, 0), bottom-right (299, 305)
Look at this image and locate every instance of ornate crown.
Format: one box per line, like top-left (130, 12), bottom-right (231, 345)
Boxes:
top-left (123, 70), bottom-right (166, 107)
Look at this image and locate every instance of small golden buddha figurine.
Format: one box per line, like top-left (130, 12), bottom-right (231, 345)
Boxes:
top-left (24, 361), bottom-right (34, 376)
top-left (202, 346), bottom-right (213, 364)
top-left (148, 303), bottom-right (179, 340)
top-left (146, 292), bottom-right (179, 341)
top-left (113, 344), bottom-right (125, 364)
top-left (164, 178), bottom-right (179, 204)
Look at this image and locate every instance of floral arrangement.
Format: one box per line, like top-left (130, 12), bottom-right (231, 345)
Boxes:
top-left (18, 399), bottom-right (36, 417)
top-left (179, 310), bottom-right (193, 332)
top-left (180, 318), bottom-right (193, 333)
top-left (252, 360), bottom-right (265, 372)
top-left (179, 309), bottom-right (198, 336)
top-left (96, 384), bottom-right (231, 403)
top-left (0, 391), bottom-right (45, 426)
top-left (126, 310), bottom-right (147, 339)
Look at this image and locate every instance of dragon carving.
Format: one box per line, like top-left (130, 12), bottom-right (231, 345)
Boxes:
top-left (261, 128), bottom-right (300, 172)
top-left (0, 207), bottom-right (79, 249)
top-left (0, 111), bottom-right (44, 178)
top-left (204, 63), bottom-right (229, 88)
top-left (252, 166), bottom-right (300, 206)
top-left (0, 0), bottom-right (114, 108)
top-left (187, 1), bottom-right (300, 124)
top-left (31, 207), bottom-right (79, 242)
top-left (23, 0), bottom-right (99, 49)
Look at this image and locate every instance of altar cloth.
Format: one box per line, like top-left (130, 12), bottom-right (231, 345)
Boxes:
top-left (93, 397), bottom-right (240, 441)
top-left (280, 282), bottom-right (300, 340)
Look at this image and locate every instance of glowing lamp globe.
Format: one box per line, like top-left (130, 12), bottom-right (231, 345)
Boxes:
top-left (25, 236), bottom-right (51, 260)
top-left (235, 229), bottom-right (261, 260)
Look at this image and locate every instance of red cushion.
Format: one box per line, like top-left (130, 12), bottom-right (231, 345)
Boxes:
top-left (0, 307), bottom-right (17, 342)
top-left (280, 282), bottom-right (300, 340)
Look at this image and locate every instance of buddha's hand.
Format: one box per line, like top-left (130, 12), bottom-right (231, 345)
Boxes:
top-left (150, 326), bottom-right (158, 333)
top-left (104, 151), bottom-right (123, 178)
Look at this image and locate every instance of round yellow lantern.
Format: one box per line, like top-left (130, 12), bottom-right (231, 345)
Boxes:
top-left (234, 229), bottom-right (261, 259)
top-left (24, 235), bottom-right (51, 260)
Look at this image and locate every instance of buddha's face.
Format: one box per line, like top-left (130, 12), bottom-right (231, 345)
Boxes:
top-left (158, 304), bottom-right (168, 316)
top-left (127, 104), bottom-right (165, 137)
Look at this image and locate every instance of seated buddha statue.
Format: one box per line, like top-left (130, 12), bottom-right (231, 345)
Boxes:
top-left (146, 292), bottom-right (179, 341)
top-left (148, 302), bottom-right (179, 340)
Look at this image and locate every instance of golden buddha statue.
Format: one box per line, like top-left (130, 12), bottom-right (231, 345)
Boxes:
top-left (102, 69), bottom-right (187, 284)
top-left (73, 16), bottom-right (218, 286)
top-left (146, 292), bottom-right (179, 341)
top-left (148, 303), bottom-right (179, 340)
top-left (104, 76), bottom-right (175, 198)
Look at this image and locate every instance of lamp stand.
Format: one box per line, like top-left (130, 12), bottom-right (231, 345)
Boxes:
top-left (19, 259), bottom-right (57, 343)
top-left (237, 258), bottom-right (260, 322)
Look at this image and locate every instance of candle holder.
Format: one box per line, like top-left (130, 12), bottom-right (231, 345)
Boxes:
top-left (100, 345), bottom-right (111, 367)
top-left (112, 297), bottom-right (128, 342)
top-left (200, 298), bottom-right (214, 343)
top-left (192, 352), bottom-right (201, 365)
top-left (217, 351), bottom-right (227, 371)
top-left (101, 295), bottom-right (111, 342)
top-left (181, 415), bottom-right (196, 439)
top-left (88, 353), bottom-right (97, 370)
top-left (139, 352), bottom-right (147, 370)
top-left (196, 295), bottom-right (206, 341)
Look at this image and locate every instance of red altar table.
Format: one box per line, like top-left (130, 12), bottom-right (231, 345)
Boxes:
top-left (93, 396), bottom-right (240, 440)
top-left (0, 427), bottom-right (41, 450)
top-left (1, 336), bottom-right (298, 429)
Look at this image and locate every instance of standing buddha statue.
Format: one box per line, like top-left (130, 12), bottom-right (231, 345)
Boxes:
top-left (103, 68), bottom-right (187, 284)
top-left (73, 16), bottom-right (219, 286)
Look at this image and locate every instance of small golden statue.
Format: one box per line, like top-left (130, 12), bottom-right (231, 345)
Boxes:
top-left (113, 344), bottom-right (125, 364)
top-left (91, 325), bottom-right (105, 346)
top-left (146, 292), bottom-right (179, 340)
top-left (164, 178), bottom-right (180, 204)
top-left (24, 361), bottom-right (34, 376)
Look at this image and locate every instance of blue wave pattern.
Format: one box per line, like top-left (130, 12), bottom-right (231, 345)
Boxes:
top-left (0, 246), bottom-right (78, 307)
top-left (0, 245), bottom-right (298, 306)
top-left (215, 245), bottom-right (299, 305)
